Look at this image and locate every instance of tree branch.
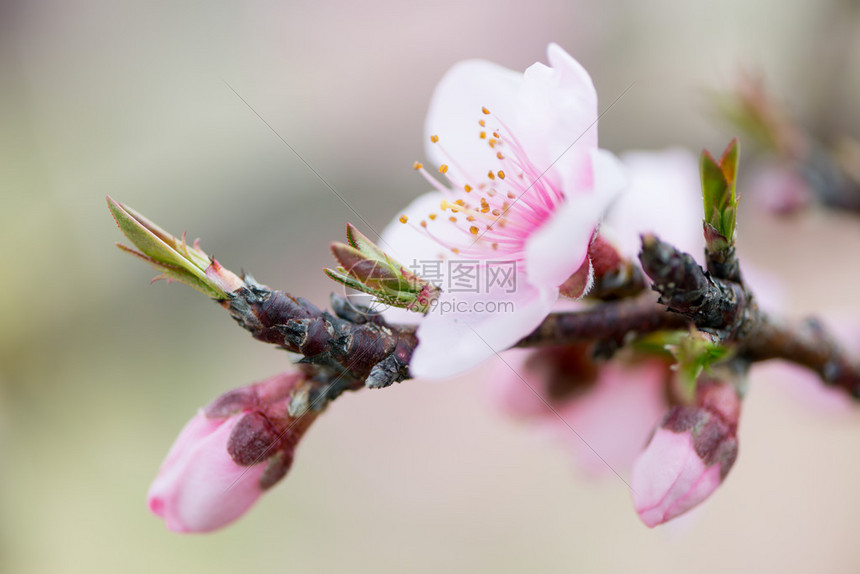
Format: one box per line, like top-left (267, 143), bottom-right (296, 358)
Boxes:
top-left (744, 315), bottom-right (860, 398)
top-left (638, 233), bottom-right (860, 400)
top-left (515, 298), bottom-right (689, 348)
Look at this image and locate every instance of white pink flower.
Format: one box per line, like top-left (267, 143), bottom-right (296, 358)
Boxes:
top-left (382, 43), bottom-right (626, 379)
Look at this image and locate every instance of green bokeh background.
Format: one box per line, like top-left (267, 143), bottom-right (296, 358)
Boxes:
top-left (2, 1), bottom-right (860, 572)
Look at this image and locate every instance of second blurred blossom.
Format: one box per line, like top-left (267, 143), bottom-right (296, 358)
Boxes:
top-left (485, 148), bottom-right (736, 526)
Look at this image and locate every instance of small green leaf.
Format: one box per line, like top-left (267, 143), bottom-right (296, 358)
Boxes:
top-left (632, 330), bottom-right (687, 357)
top-left (719, 138), bottom-right (739, 187)
top-left (345, 223), bottom-right (388, 262)
top-left (700, 140), bottom-right (740, 250)
top-left (324, 268), bottom-right (378, 295)
top-left (326, 223), bottom-right (441, 314)
top-left (667, 329), bottom-right (730, 401)
top-left (108, 196), bottom-right (243, 299)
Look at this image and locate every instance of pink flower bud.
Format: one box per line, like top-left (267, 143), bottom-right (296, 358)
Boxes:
top-left (631, 403), bottom-right (738, 528)
top-left (147, 372), bottom-right (316, 533)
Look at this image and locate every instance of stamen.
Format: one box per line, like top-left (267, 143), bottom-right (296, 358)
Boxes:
top-left (399, 215), bottom-right (408, 224)
top-left (408, 105), bottom-right (566, 267)
top-left (416, 165), bottom-right (453, 195)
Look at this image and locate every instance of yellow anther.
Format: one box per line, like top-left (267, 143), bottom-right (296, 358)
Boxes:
top-left (479, 119), bottom-right (486, 127)
top-left (487, 170), bottom-right (495, 180)
top-left (454, 199), bottom-right (465, 206)
top-left (479, 131), bottom-right (486, 139)
top-left (488, 139), bottom-right (498, 148)
top-left (399, 215), bottom-right (408, 224)
top-left (464, 184), bottom-right (472, 192)
top-left (439, 164), bottom-right (449, 174)
top-left (470, 225), bottom-right (479, 235)
top-left (429, 213), bottom-right (438, 220)
top-left (507, 191), bottom-right (516, 199)
top-left (482, 106), bottom-right (490, 115)
top-left (430, 134), bottom-right (439, 143)
top-left (497, 170), bottom-right (505, 179)
top-left (413, 161), bottom-right (423, 170)
top-left (496, 152), bottom-right (504, 160)
top-left (449, 216), bottom-right (457, 223)
top-left (420, 220), bottom-right (427, 228)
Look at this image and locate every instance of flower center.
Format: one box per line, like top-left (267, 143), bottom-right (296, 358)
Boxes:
top-left (400, 106), bottom-right (566, 262)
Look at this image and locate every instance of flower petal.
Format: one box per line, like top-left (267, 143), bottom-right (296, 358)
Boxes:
top-left (603, 148), bottom-right (704, 260)
top-left (524, 149), bottom-right (626, 289)
top-left (631, 428), bottom-right (715, 527)
top-left (147, 414), bottom-right (267, 533)
top-left (550, 360), bottom-right (668, 476)
top-left (410, 284), bottom-right (557, 379)
top-left (424, 60), bottom-right (522, 184)
top-left (484, 348), bottom-right (553, 418)
top-left (487, 351), bottom-right (668, 476)
top-left (516, 43), bottom-right (599, 193)
top-left (380, 191), bottom-right (460, 324)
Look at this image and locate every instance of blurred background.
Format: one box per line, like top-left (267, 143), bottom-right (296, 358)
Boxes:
top-left (2, 0), bottom-right (860, 572)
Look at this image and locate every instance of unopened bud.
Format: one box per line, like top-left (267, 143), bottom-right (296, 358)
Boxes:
top-left (147, 371), bottom-right (318, 533)
top-left (631, 379), bottom-right (740, 527)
